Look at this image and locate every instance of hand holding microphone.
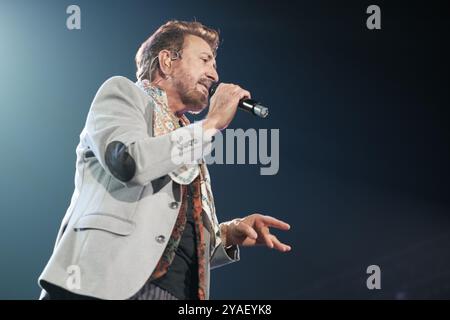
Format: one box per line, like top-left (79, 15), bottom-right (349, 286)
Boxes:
top-left (203, 83), bottom-right (269, 132)
top-left (209, 82), bottom-right (269, 119)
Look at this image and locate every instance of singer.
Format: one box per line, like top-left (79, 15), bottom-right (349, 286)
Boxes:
top-left (38, 20), bottom-right (291, 300)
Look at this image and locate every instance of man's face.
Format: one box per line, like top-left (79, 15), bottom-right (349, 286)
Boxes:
top-left (170, 35), bottom-right (219, 114)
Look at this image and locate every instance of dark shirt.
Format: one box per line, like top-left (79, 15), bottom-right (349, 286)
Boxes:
top-left (151, 183), bottom-right (199, 300)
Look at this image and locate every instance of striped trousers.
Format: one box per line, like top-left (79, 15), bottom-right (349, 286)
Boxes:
top-left (41, 281), bottom-right (179, 300)
top-left (128, 282), bottom-right (179, 300)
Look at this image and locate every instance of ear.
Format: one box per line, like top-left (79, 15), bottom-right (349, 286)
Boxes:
top-left (157, 49), bottom-right (173, 77)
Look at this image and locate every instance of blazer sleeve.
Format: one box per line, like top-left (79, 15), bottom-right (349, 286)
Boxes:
top-left (85, 76), bottom-right (214, 187)
top-left (210, 240), bottom-right (240, 270)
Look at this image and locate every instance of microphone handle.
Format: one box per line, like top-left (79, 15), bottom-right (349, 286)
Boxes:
top-left (239, 99), bottom-right (269, 118)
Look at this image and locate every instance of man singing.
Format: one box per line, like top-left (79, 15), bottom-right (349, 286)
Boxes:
top-left (38, 20), bottom-right (291, 300)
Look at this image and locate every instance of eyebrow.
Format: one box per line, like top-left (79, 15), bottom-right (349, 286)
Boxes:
top-left (200, 52), bottom-right (217, 69)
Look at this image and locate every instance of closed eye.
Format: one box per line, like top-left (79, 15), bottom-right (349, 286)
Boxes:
top-left (199, 53), bottom-right (217, 70)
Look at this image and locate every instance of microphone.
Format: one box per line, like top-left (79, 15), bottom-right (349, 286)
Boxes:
top-left (208, 83), bottom-right (269, 118)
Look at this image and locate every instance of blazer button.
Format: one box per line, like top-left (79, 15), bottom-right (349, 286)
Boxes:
top-left (169, 201), bottom-right (179, 209)
top-left (155, 235), bottom-right (166, 244)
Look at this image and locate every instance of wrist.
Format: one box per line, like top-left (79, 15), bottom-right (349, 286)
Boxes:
top-left (220, 222), bottom-right (230, 248)
top-left (203, 118), bottom-right (219, 133)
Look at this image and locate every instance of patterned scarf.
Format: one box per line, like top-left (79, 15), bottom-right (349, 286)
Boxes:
top-left (135, 79), bottom-right (221, 299)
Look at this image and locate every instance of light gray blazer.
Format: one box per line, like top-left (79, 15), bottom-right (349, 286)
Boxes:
top-left (38, 76), bottom-right (239, 300)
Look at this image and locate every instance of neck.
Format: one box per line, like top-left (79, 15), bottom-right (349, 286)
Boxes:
top-left (151, 78), bottom-right (186, 118)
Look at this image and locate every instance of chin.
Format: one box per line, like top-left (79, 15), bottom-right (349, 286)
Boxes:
top-left (187, 104), bottom-right (207, 115)
top-left (184, 90), bottom-right (208, 114)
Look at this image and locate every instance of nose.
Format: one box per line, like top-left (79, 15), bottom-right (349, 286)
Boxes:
top-left (206, 66), bottom-right (219, 83)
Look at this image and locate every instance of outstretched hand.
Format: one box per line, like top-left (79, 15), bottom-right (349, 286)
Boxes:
top-left (222, 214), bottom-right (291, 252)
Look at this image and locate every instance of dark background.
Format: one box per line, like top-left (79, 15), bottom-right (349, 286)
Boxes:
top-left (0, 0), bottom-right (449, 299)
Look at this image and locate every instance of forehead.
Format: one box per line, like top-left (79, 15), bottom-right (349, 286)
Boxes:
top-left (182, 34), bottom-right (214, 56)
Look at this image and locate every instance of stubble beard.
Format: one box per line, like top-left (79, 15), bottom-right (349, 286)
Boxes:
top-left (174, 75), bottom-right (209, 115)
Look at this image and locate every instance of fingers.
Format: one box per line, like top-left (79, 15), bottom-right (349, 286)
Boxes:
top-left (257, 225), bottom-right (291, 251)
top-left (260, 215), bottom-right (291, 230)
top-left (236, 220), bottom-right (258, 240)
top-left (270, 234), bottom-right (292, 252)
top-left (260, 226), bottom-right (274, 248)
top-left (219, 83), bottom-right (251, 100)
top-left (236, 87), bottom-right (251, 100)
top-left (232, 85), bottom-right (251, 100)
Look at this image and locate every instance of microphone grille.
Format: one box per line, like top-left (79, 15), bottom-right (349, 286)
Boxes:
top-left (209, 82), bottom-right (219, 97)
